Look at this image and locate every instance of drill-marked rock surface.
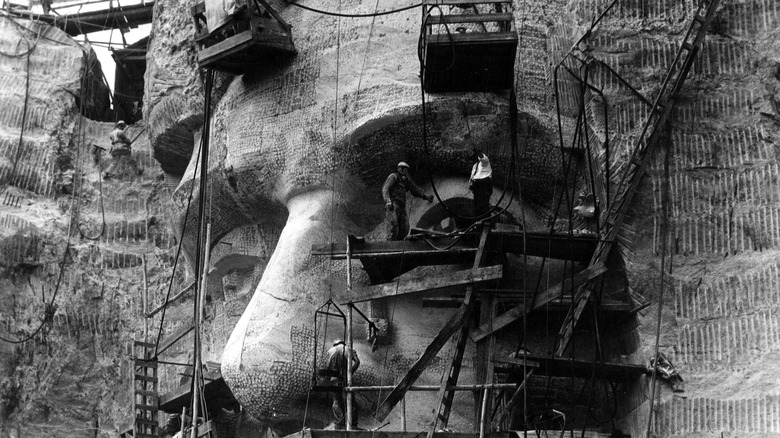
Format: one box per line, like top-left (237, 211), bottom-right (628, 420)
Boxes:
top-left (143, 0), bottom-right (780, 435)
top-left (1, 0), bottom-right (779, 436)
top-left (0, 17), bottom-right (177, 437)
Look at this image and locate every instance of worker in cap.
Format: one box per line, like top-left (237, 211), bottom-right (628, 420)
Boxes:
top-left (104, 120), bottom-right (139, 179)
top-left (382, 161), bottom-right (433, 241)
top-left (326, 338), bottom-right (360, 429)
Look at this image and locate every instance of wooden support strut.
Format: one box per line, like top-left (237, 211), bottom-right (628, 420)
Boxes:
top-left (344, 265), bottom-right (503, 304)
top-left (493, 369), bottom-right (534, 429)
top-left (427, 225), bottom-right (491, 437)
top-left (470, 263), bottom-right (606, 342)
top-left (372, 226), bottom-right (491, 423)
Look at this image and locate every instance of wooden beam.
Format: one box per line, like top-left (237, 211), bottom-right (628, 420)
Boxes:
top-left (428, 226), bottom-right (491, 436)
top-left (427, 13), bottom-right (513, 25)
top-left (146, 281), bottom-right (196, 318)
top-left (422, 295), bottom-right (632, 312)
top-left (156, 321), bottom-right (194, 356)
top-left (373, 303), bottom-right (470, 421)
top-left (423, 0), bottom-right (510, 5)
top-left (345, 265), bottom-right (502, 304)
top-left (312, 232), bottom-right (598, 263)
top-left (496, 354), bottom-right (649, 381)
top-left (470, 263), bottom-right (607, 342)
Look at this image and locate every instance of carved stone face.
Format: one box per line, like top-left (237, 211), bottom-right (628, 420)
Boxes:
top-left (148, 1), bottom-right (562, 432)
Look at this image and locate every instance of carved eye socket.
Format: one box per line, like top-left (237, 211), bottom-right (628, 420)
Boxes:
top-left (415, 197), bottom-right (519, 232)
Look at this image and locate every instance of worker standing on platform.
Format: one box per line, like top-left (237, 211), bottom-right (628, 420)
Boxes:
top-left (382, 162), bottom-right (433, 241)
top-left (468, 148), bottom-right (492, 219)
top-left (104, 120), bottom-right (139, 179)
top-left (327, 339), bottom-right (360, 430)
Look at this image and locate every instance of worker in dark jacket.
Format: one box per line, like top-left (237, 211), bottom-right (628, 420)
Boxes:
top-left (327, 339), bottom-right (360, 430)
top-left (109, 120), bottom-right (132, 152)
top-left (103, 120), bottom-right (139, 179)
top-left (382, 162), bottom-right (433, 241)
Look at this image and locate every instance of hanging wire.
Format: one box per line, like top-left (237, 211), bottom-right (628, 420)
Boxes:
top-left (645, 124), bottom-right (673, 438)
top-left (77, 58), bottom-right (109, 241)
top-left (152, 131), bottom-right (202, 357)
top-left (288, 1), bottom-right (420, 18)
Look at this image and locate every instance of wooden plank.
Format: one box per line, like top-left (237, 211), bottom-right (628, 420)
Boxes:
top-left (508, 354), bottom-right (648, 380)
top-left (199, 31), bottom-right (254, 63)
top-left (422, 295), bottom-right (632, 312)
top-left (491, 354), bottom-right (540, 369)
top-left (373, 304), bottom-right (470, 421)
top-left (156, 321), bottom-right (194, 356)
top-left (427, 13), bottom-right (513, 25)
top-left (158, 370), bottom-right (237, 413)
top-left (426, 31), bottom-right (518, 45)
top-left (470, 263), bottom-right (607, 342)
top-left (146, 281), bottom-right (196, 318)
top-left (301, 432), bottom-right (615, 438)
top-left (423, 0), bottom-right (510, 5)
top-left (312, 232), bottom-right (598, 262)
top-left (300, 431), bottom-right (522, 438)
top-left (345, 265), bottom-right (502, 304)
top-left (134, 375), bottom-right (158, 383)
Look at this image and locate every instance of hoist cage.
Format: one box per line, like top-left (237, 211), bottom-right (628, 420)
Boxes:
top-left (191, 0), bottom-right (295, 74)
top-left (421, 0), bottom-right (518, 93)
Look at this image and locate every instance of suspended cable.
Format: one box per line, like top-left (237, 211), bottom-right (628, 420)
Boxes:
top-left (152, 134), bottom-right (202, 357)
top-left (645, 124), bottom-right (673, 438)
top-left (288, 1), bottom-right (420, 18)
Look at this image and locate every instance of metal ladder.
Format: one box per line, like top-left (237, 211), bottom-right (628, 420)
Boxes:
top-left (554, 0), bottom-right (721, 357)
top-left (133, 341), bottom-right (159, 438)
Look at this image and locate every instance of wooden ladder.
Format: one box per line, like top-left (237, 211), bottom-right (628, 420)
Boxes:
top-left (554, 0), bottom-right (721, 357)
top-left (426, 225), bottom-right (492, 437)
top-left (133, 341), bottom-right (159, 438)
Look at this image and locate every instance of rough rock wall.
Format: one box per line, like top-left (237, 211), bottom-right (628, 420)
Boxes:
top-left (0, 16), bottom-right (177, 437)
top-left (142, 0), bottom-right (780, 437)
top-left (633, 2), bottom-right (780, 437)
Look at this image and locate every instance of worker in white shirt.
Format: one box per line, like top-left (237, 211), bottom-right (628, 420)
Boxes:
top-left (469, 148), bottom-right (492, 219)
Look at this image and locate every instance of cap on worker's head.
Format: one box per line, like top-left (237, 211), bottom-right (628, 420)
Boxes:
top-left (116, 120), bottom-right (126, 127)
top-left (333, 339), bottom-right (345, 346)
top-left (397, 161), bottom-right (409, 169)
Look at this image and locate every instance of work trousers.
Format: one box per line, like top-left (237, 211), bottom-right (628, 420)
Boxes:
top-left (472, 176), bottom-right (493, 218)
top-left (331, 385), bottom-right (359, 429)
top-left (104, 146), bottom-right (138, 177)
top-left (385, 201), bottom-right (409, 241)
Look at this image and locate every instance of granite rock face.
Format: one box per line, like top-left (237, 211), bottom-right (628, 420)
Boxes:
top-left (0, 17), bottom-right (178, 437)
top-left (145, 0), bottom-right (780, 436)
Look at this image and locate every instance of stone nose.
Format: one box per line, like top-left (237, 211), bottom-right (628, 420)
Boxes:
top-left (220, 189), bottom-right (350, 427)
